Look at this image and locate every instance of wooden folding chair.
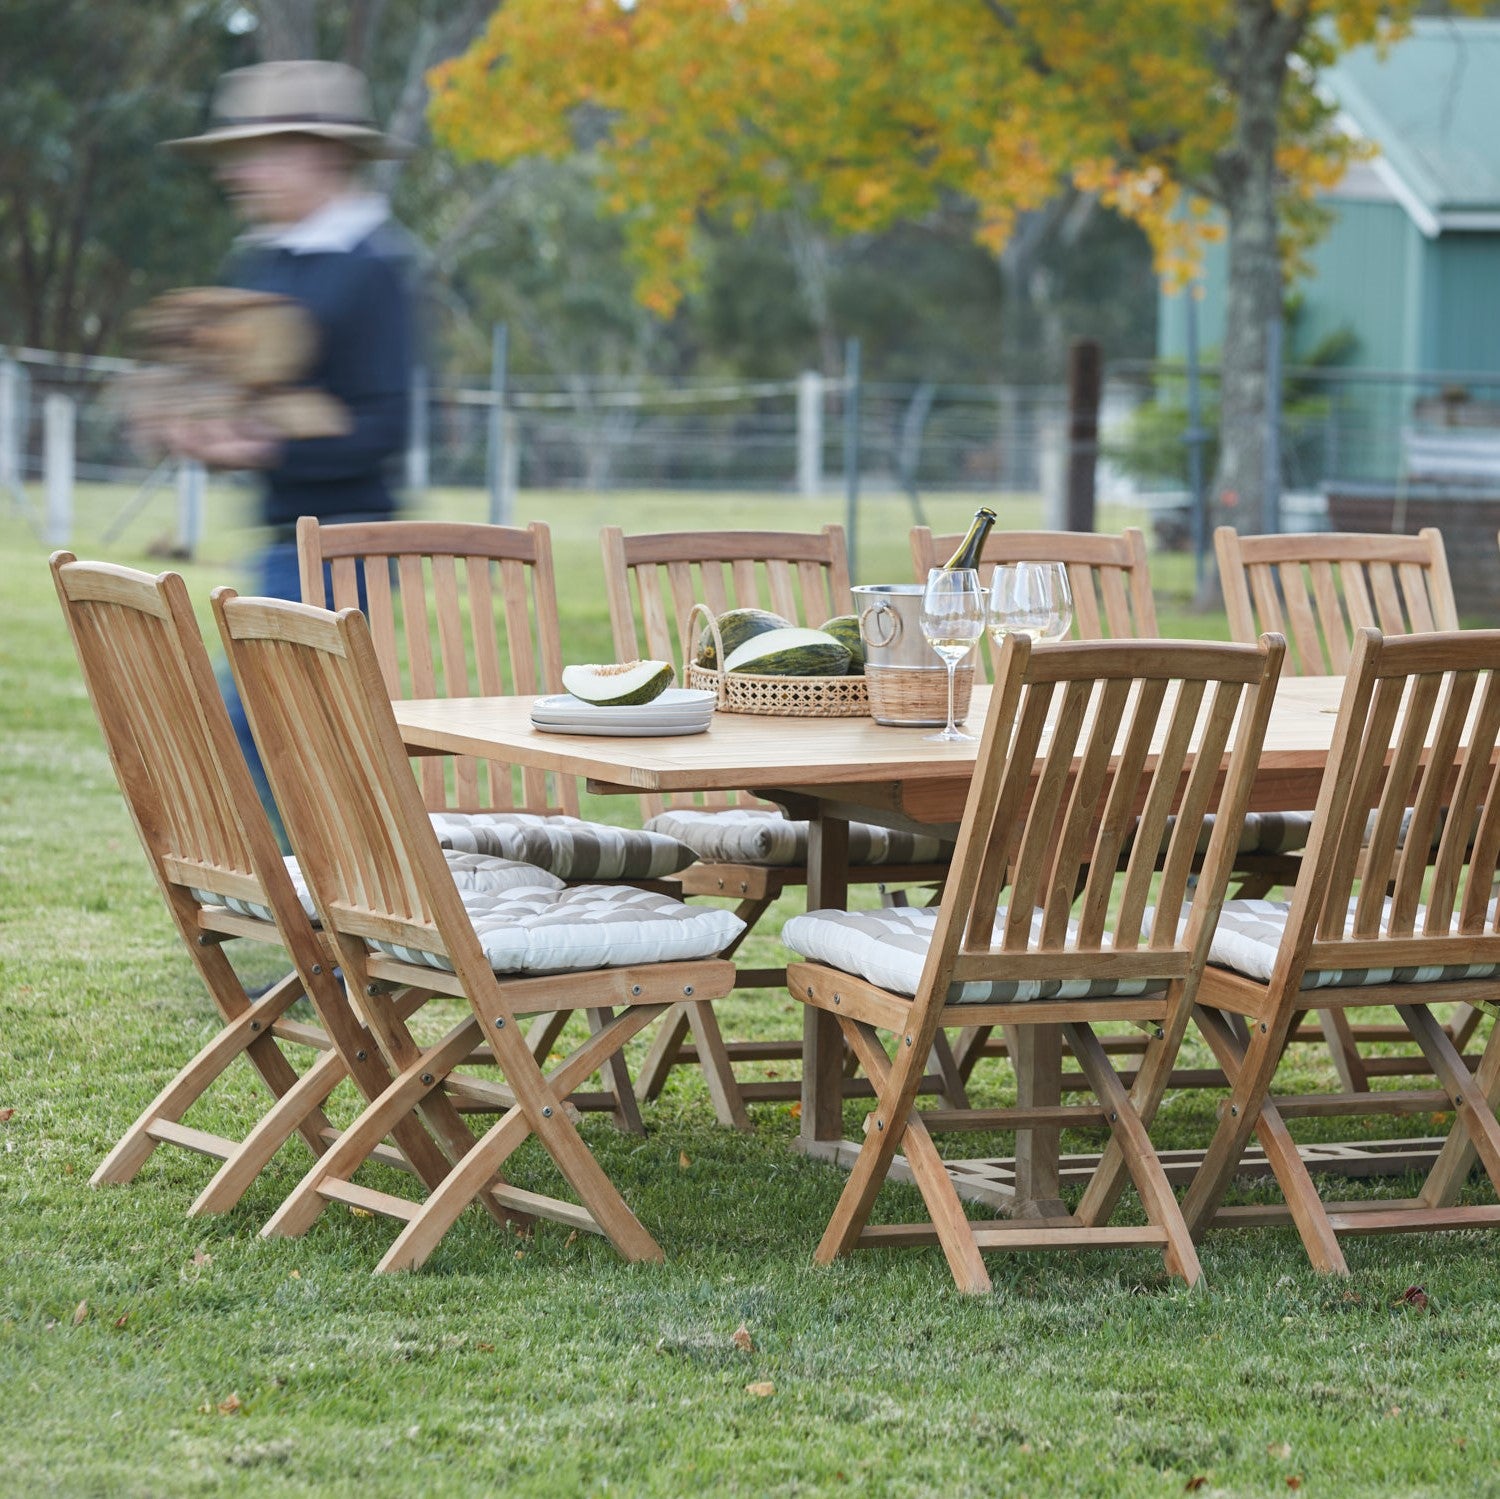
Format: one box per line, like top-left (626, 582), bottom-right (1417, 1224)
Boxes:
top-left (213, 587), bottom-right (739, 1272)
top-left (600, 524), bottom-right (957, 1126)
top-left (50, 552), bottom-right (496, 1219)
top-left (1180, 627), bottom-right (1500, 1271)
top-left (299, 517), bottom-right (699, 1133)
top-left (1215, 524), bottom-right (1481, 1092)
top-left (786, 631), bottom-right (1285, 1291)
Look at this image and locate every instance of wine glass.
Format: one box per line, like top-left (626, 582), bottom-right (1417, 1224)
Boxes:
top-left (920, 567), bottom-right (985, 743)
top-left (987, 561), bottom-right (1073, 645)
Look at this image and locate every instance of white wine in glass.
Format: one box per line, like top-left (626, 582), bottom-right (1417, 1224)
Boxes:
top-left (988, 561), bottom-right (1073, 644)
top-left (920, 567), bottom-right (985, 743)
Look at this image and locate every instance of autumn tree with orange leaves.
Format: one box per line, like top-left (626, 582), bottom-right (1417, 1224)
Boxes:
top-left (429, 0), bottom-right (1481, 547)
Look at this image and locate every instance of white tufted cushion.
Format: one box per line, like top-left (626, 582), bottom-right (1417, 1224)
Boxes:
top-left (782, 905), bottom-right (1161, 1005)
top-left (1210, 897), bottom-right (1500, 990)
top-left (370, 884), bottom-right (745, 974)
top-left (191, 850), bottom-right (564, 924)
top-left (645, 806), bottom-right (947, 868)
top-left (431, 811), bottom-right (696, 879)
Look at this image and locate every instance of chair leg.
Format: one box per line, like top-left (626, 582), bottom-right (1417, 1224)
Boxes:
top-left (1063, 1022), bottom-right (1201, 1285)
top-left (1400, 1004), bottom-right (1500, 1208)
top-left (1182, 1006), bottom-right (1348, 1274)
top-left (929, 1030), bottom-right (971, 1110)
top-left (91, 971), bottom-right (320, 1188)
top-left (635, 1005), bottom-right (692, 1101)
top-left (376, 1005), bottom-right (669, 1272)
top-left (1318, 1008), bottom-right (1371, 1093)
top-left (951, 1025), bottom-right (991, 1084)
top-left (1449, 1001), bottom-right (1484, 1052)
top-left (189, 1046), bottom-right (348, 1215)
top-left (587, 1006), bottom-right (646, 1135)
top-left (681, 1003), bottom-right (752, 1131)
top-left (828, 1020), bottom-right (990, 1293)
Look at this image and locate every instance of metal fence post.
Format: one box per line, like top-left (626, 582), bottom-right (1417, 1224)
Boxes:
top-left (44, 393), bottom-right (74, 546)
top-left (406, 365), bottom-right (429, 496)
top-left (1264, 314), bottom-right (1283, 533)
top-left (797, 370), bottom-right (824, 498)
top-left (1184, 291), bottom-right (1209, 590)
top-left (842, 337), bottom-right (861, 576)
top-left (175, 459), bottom-right (206, 558)
top-left (1065, 338), bottom-right (1101, 532)
top-left (487, 323), bottom-right (510, 526)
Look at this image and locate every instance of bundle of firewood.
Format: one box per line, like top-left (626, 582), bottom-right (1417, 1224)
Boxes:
top-left (121, 287), bottom-right (349, 445)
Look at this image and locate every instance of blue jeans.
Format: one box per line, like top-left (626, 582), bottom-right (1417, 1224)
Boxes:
top-left (219, 541), bottom-right (302, 850)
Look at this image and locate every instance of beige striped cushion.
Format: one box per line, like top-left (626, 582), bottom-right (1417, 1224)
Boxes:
top-left (371, 884), bottom-right (744, 974)
top-left (782, 905), bottom-right (1161, 1005)
top-left (1210, 897), bottom-right (1500, 990)
top-left (431, 811), bottom-right (696, 880)
top-left (191, 850), bottom-right (563, 924)
top-left (646, 806), bottom-right (947, 868)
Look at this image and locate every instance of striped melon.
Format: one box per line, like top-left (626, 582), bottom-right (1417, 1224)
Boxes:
top-left (562, 659), bottom-right (675, 706)
top-left (723, 627), bottom-right (851, 677)
top-left (694, 607), bottom-right (791, 669)
top-left (818, 615), bottom-right (865, 674)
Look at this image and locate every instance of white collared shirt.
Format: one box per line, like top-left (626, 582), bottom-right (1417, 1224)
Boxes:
top-left (248, 193), bottom-right (390, 255)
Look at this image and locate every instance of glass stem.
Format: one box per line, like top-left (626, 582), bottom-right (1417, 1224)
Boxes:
top-left (945, 657), bottom-right (957, 735)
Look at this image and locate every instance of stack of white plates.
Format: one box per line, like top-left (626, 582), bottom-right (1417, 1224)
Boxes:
top-left (529, 688), bottom-right (717, 737)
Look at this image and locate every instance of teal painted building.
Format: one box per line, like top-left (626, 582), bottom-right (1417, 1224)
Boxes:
top-left (1158, 20), bottom-right (1500, 484)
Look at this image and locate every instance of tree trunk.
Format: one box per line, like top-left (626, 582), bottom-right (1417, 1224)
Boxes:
top-left (1195, 0), bottom-right (1304, 607)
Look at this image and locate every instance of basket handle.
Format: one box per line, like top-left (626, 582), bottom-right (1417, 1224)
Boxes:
top-left (685, 602), bottom-right (728, 709)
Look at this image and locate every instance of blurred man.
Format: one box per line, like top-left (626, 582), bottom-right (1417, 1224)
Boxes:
top-left (165, 60), bottom-right (416, 835)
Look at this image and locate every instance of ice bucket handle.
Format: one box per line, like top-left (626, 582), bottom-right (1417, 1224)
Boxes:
top-left (859, 601), bottom-right (901, 650)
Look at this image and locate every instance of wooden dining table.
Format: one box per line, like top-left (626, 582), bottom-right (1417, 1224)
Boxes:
top-left (395, 674), bottom-right (1411, 1212)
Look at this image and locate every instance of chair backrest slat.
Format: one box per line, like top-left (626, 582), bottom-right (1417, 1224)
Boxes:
top-left (1219, 528), bottom-right (1457, 676)
top-left (298, 518), bottom-right (575, 816)
top-left (601, 525), bottom-right (854, 815)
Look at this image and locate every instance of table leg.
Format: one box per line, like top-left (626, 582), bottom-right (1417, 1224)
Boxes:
top-left (801, 810), bottom-right (850, 1146)
top-left (1011, 1024), bottom-right (1068, 1216)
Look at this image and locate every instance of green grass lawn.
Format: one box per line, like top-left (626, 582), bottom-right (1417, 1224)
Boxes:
top-left (3, 484), bottom-right (1496, 1497)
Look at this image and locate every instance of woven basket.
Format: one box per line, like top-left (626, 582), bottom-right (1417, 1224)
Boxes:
top-left (684, 604), bottom-right (870, 717)
top-left (866, 663), bottom-right (975, 727)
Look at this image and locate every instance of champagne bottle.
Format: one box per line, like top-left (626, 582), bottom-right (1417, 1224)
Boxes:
top-left (942, 507), bottom-right (997, 571)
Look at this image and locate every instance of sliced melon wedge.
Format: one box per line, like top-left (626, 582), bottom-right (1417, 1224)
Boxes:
top-left (562, 660), bottom-right (676, 706)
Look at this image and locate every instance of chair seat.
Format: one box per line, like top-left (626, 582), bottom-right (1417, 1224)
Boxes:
top-left (371, 885), bottom-right (746, 975)
top-left (645, 806), bottom-right (948, 868)
top-left (1210, 897), bottom-right (1500, 990)
top-left (430, 811), bottom-right (695, 880)
top-left (193, 850), bottom-right (563, 924)
top-left (782, 905), bottom-right (1162, 1005)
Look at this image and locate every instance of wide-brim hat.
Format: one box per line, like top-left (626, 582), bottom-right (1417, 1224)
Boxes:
top-left (165, 60), bottom-right (411, 159)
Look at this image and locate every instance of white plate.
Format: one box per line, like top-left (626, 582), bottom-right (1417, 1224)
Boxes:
top-left (530, 688), bottom-right (716, 726)
top-left (530, 719), bottom-right (712, 738)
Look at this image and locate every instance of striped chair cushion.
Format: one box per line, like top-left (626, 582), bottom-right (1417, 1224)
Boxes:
top-left (782, 905), bottom-right (1161, 1005)
top-left (1210, 897), bottom-right (1500, 990)
top-left (431, 811), bottom-right (696, 880)
top-left (645, 806), bottom-right (947, 868)
top-left (371, 884), bottom-right (745, 975)
top-left (191, 850), bottom-right (563, 924)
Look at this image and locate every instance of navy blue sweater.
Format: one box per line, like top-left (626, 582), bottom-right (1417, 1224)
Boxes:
top-left (230, 224), bottom-right (414, 529)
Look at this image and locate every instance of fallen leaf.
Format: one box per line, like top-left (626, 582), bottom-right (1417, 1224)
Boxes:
top-left (1396, 1285), bottom-right (1429, 1311)
top-left (745, 1380), bottom-right (775, 1397)
top-left (63, 1162), bottom-right (74, 1175)
top-left (349, 1206), bottom-right (374, 1219)
top-left (1387, 1405), bottom-right (1402, 1419)
top-left (1286, 1478), bottom-right (1302, 1492)
top-left (114, 1314), bottom-right (129, 1329)
top-left (1267, 1443), bottom-right (1292, 1460)
top-left (0, 1108), bottom-right (14, 1122)
top-left (217, 1393), bottom-right (242, 1416)
top-left (476, 1341), bottom-right (495, 1353)
top-left (1184, 1479), bottom-right (1207, 1494)
top-left (765, 1069), bottom-right (779, 1079)
top-left (732, 1324), bottom-right (754, 1353)
top-left (1341, 1291), bottom-right (1362, 1305)
top-left (788, 1102), bottom-right (802, 1120)
top-left (191, 1250), bottom-right (213, 1268)
top-left (288, 1269), bottom-right (301, 1279)
top-left (678, 1151), bottom-right (691, 1170)
top-left (514, 1249), bottom-right (525, 1260)
top-left (71, 1300), bottom-right (88, 1327)
top-left (564, 1230), bottom-right (578, 1247)
top-left (197, 1401), bottom-right (212, 1415)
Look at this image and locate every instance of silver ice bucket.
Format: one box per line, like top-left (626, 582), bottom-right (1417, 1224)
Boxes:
top-left (853, 583), bottom-right (975, 727)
